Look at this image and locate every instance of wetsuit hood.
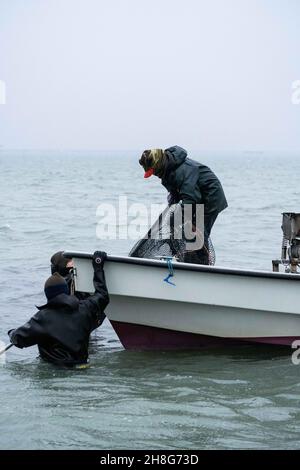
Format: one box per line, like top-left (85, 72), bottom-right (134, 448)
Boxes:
top-left (164, 146), bottom-right (187, 172)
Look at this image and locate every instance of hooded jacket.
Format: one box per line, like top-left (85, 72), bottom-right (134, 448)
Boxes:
top-left (162, 146), bottom-right (228, 216)
top-left (64, 272), bottom-right (106, 330)
top-left (50, 251), bottom-right (106, 330)
top-left (8, 266), bottom-right (109, 366)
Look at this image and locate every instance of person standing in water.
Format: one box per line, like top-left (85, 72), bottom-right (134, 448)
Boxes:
top-left (8, 251), bottom-right (109, 367)
top-left (139, 146), bottom-right (228, 265)
top-left (50, 251), bottom-right (106, 330)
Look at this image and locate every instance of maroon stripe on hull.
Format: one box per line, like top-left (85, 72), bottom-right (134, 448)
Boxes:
top-left (110, 320), bottom-right (299, 350)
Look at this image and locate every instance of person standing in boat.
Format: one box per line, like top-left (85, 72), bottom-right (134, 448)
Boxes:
top-left (139, 146), bottom-right (228, 265)
top-left (7, 251), bottom-right (109, 367)
top-left (50, 251), bottom-right (106, 330)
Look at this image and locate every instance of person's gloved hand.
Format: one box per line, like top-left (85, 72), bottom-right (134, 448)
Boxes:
top-left (167, 192), bottom-right (180, 206)
top-left (8, 329), bottom-right (18, 346)
top-left (92, 251), bottom-right (107, 269)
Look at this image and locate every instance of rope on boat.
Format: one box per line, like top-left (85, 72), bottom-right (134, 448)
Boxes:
top-left (164, 257), bottom-right (176, 286)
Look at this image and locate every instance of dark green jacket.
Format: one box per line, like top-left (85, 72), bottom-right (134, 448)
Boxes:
top-left (162, 146), bottom-right (228, 216)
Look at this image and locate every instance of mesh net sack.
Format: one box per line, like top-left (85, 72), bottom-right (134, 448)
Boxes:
top-left (128, 203), bottom-right (216, 265)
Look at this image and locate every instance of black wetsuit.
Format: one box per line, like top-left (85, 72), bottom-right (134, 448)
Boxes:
top-left (8, 264), bottom-right (109, 366)
top-left (64, 272), bottom-right (106, 330)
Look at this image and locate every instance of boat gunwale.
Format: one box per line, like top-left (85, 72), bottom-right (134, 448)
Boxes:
top-left (64, 251), bottom-right (300, 281)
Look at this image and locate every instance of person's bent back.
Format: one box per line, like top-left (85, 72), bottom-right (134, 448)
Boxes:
top-left (8, 251), bottom-right (109, 367)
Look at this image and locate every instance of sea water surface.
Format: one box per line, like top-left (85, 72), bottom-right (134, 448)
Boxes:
top-left (1, 150), bottom-right (300, 450)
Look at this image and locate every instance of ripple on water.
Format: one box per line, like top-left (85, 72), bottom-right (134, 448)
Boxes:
top-left (1, 152), bottom-right (300, 449)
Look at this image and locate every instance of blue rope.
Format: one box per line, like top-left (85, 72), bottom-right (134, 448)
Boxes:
top-left (164, 257), bottom-right (176, 286)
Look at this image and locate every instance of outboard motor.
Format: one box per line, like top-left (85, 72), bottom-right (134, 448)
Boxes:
top-left (273, 212), bottom-right (300, 273)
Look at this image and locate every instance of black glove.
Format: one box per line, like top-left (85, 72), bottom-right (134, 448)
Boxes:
top-left (92, 251), bottom-right (107, 269)
top-left (8, 329), bottom-right (18, 346)
top-left (167, 192), bottom-right (180, 206)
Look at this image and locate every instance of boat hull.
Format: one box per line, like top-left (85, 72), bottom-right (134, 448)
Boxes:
top-left (111, 321), bottom-right (299, 349)
top-left (66, 253), bottom-right (300, 350)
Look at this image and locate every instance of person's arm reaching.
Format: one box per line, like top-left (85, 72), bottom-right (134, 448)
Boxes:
top-left (81, 251), bottom-right (110, 316)
top-left (8, 312), bottom-right (47, 349)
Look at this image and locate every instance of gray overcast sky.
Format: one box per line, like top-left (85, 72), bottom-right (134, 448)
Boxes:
top-left (0, 0), bottom-right (299, 152)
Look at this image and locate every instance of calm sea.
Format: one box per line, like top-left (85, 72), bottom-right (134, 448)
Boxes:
top-left (1, 150), bottom-right (300, 450)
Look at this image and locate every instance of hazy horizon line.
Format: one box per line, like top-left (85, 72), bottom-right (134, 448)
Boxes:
top-left (1, 147), bottom-right (300, 155)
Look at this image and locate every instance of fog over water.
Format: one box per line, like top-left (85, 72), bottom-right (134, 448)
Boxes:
top-left (0, 0), bottom-right (300, 151)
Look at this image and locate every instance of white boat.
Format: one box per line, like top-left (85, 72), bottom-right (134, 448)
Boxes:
top-left (64, 252), bottom-right (300, 349)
